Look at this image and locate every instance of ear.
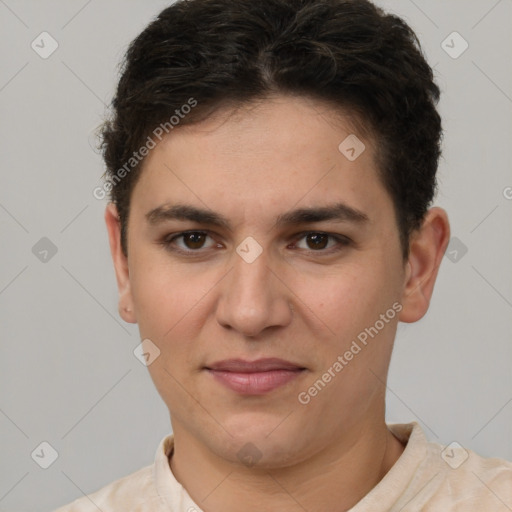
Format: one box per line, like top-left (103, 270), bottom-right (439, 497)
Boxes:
top-left (105, 203), bottom-right (137, 323)
top-left (399, 207), bottom-right (451, 323)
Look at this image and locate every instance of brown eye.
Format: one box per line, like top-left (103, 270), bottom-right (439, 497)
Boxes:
top-left (183, 232), bottom-right (208, 249)
top-left (162, 231), bottom-right (217, 254)
top-left (293, 232), bottom-right (351, 253)
top-left (305, 233), bottom-right (329, 250)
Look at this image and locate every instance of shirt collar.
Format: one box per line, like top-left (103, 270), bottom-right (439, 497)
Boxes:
top-left (151, 422), bottom-right (426, 512)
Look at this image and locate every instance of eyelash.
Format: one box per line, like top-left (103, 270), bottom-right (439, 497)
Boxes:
top-left (159, 230), bottom-right (352, 256)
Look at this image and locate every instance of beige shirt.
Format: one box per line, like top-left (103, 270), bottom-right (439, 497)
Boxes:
top-left (53, 422), bottom-right (512, 511)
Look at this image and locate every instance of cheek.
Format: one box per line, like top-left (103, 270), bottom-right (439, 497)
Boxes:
top-left (128, 253), bottom-right (200, 347)
top-left (129, 257), bottom-right (210, 413)
top-left (292, 263), bottom-right (400, 414)
top-left (293, 261), bottom-right (393, 341)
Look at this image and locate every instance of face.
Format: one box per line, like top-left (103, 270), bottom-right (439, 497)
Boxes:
top-left (107, 95), bottom-right (442, 468)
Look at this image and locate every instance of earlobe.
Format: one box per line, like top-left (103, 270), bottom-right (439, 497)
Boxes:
top-left (399, 207), bottom-right (450, 323)
top-left (104, 203), bottom-right (137, 324)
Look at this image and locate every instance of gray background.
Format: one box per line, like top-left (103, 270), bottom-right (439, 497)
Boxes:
top-left (0, 1), bottom-right (511, 510)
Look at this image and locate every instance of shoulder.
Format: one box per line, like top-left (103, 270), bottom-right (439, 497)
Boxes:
top-left (386, 423), bottom-right (512, 510)
top-left (52, 434), bottom-right (176, 512)
top-left (419, 438), bottom-right (512, 510)
top-left (52, 464), bottom-right (162, 512)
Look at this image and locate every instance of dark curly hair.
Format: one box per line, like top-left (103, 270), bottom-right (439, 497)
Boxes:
top-left (100, 0), bottom-right (442, 259)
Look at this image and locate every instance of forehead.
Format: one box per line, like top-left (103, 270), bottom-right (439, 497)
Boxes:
top-left (130, 95), bottom-right (393, 228)
top-left (169, 95), bottom-right (373, 164)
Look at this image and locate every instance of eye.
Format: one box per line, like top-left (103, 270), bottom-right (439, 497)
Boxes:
top-left (292, 232), bottom-right (351, 253)
top-left (162, 231), bottom-right (218, 253)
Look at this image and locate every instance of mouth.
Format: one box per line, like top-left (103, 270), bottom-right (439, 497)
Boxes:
top-left (204, 358), bottom-right (306, 395)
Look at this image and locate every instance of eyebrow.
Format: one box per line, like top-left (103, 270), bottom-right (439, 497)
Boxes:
top-left (145, 202), bottom-right (369, 230)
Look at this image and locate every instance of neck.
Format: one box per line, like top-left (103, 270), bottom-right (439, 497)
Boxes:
top-left (169, 418), bottom-right (405, 512)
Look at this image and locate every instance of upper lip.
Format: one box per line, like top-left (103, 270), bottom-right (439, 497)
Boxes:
top-left (205, 358), bottom-right (305, 372)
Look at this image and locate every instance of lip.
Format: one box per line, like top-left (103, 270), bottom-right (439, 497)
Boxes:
top-left (205, 358), bottom-right (306, 395)
top-left (206, 358), bottom-right (304, 372)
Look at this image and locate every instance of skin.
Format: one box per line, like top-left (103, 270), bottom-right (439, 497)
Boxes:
top-left (105, 95), bottom-right (450, 511)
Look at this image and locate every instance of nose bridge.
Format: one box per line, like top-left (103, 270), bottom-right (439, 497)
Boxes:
top-left (230, 243), bottom-right (274, 307)
top-left (216, 241), bottom-right (292, 336)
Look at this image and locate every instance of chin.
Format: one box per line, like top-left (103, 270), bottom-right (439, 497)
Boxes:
top-left (207, 415), bottom-right (309, 469)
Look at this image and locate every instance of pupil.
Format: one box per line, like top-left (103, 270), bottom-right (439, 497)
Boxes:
top-left (186, 233), bottom-right (205, 249)
top-left (308, 233), bottom-right (327, 250)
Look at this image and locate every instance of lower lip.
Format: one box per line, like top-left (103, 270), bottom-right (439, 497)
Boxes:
top-left (206, 369), bottom-right (304, 395)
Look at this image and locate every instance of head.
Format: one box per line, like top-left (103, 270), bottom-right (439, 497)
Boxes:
top-left (102, 0), bottom-right (450, 467)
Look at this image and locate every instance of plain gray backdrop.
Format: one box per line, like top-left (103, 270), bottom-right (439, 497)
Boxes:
top-left (1, 1), bottom-right (511, 510)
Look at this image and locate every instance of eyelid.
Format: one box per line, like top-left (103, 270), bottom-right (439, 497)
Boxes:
top-left (291, 230), bottom-right (351, 242)
top-left (289, 231), bottom-right (352, 251)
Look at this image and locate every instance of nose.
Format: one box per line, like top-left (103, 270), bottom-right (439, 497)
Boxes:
top-left (215, 246), bottom-right (294, 338)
